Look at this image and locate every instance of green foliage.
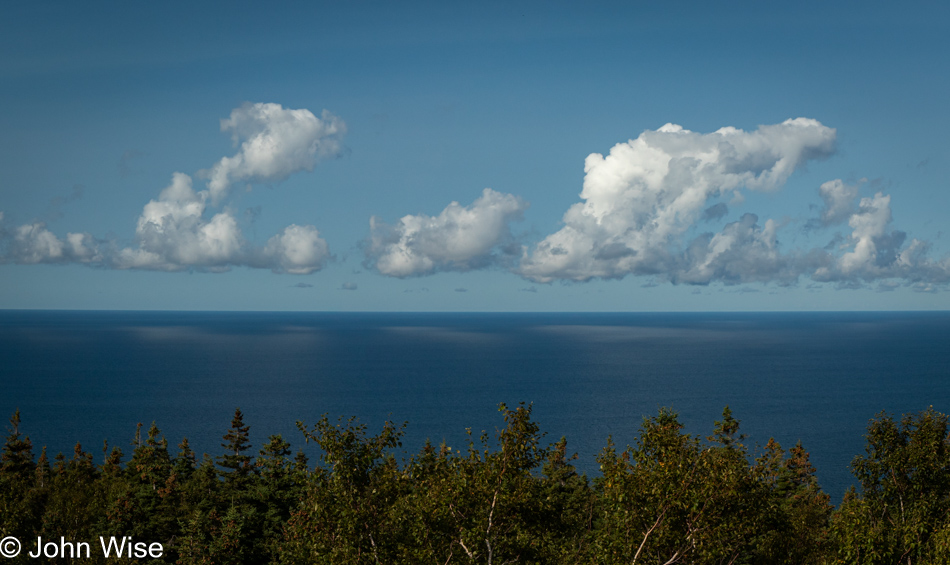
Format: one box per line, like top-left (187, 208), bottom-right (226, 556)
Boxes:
top-left (0, 410), bottom-right (41, 565)
top-left (829, 407), bottom-right (950, 564)
top-left (255, 435), bottom-right (304, 549)
top-left (278, 414), bottom-right (405, 564)
top-left (593, 406), bottom-right (836, 565)
top-left (539, 436), bottom-right (596, 561)
top-left (180, 410), bottom-right (269, 565)
top-left (102, 422), bottom-right (179, 559)
top-left (399, 402), bottom-right (561, 564)
top-left (178, 508), bottom-right (246, 565)
top-left (2, 410), bottom-right (34, 477)
top-left (0, 405), bottom-right (948, 564)
top-left (41, 443), bottom-right (101, 552)
top-left (219, 408), bottom-right (253, 481)
top-left (752, 438), bottom-right (833, 564)
top-left (278, 402), bottom-right (590, 564)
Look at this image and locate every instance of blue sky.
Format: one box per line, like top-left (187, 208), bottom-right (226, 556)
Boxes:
top-left (1, 0), bottom-right (948, 311)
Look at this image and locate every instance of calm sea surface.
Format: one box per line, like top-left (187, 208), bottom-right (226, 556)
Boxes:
top-left (1, 310), bottom-right (948, 503)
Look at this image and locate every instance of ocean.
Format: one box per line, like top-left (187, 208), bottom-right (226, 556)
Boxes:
top-left (1, 310), bottom-right (948, 503)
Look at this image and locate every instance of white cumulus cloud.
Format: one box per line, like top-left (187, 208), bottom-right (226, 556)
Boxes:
top-left (367, 188), bottom-right (528, 277)
top-left (808, 178), bottom-right (861, 228)
top-left (519, 118), bottom-right (837, 283)
top-left (257, 224), bottom-right (330, 275)
top-left (115, 173), bottom-right (244, 271)
top-left (0, 219), bottom-right (101, 265)
top-left (1, 102), bottom-right (341, 275)
top-left (205, 102), bottom-right (346, 204)
top-left (838, 192), bottom-right (894, 275)
top-left (114, 173), bottom-right (330, 274)
top-left (813, 192), bottom-right (950, 285)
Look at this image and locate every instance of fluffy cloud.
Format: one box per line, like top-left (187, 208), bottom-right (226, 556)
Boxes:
top-left (367, 188), bottom-right (528, 277)
top-left (11, 223), bottom-right (67, 263)
top-left (837, 192), bottom-right (894, 275)
top-left (809, 178), bottom-right (861, 228)
top-left (7, 109), bottom-right (950, 291)
top-left (205, 102), bottom-right (346, 204)
top-left (258, 224), bottom-right (330, 274)
top-left (519, 118), bottom-right (837, 283)
top-left (0, 219), bottom-right (101, 265)
top-left (813, 192), bottom-right (950, 284)
top-left (1, 102), bottom-right (340, 275)
top-left (115, 173), bottom-right (244, 271)
top-left (518, 119), bottom-right (950, 288)
top-left (678, 214), bottom-right (788, 285)
top-left (114, 173), bottom-right (330, 273)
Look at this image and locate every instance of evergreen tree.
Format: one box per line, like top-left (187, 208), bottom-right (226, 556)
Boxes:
top-left (0, 410), bottom-right (39, 559)
top-left (100, 422), bottom-right (180, 563)
top-left (174, 437), bottom-right (197, 482)
top-left (293, 449), bottom-right (309, 473)
top-left (178, 508), bottom-right (246, 565)
top-left (2, 404), bottom-right (950, 564)
top-left (2, 410), bottom-right (34, 478)
top-left (41, 443), bottom-right (100, 551)
top-left (256, 434), bottom-right (301, 552)
top-left (220, 408), bottom-right (253, 477)
top-left (34, 446), bottom-right (50, 489)
top-left (180, 455), bottom-right (221, 516)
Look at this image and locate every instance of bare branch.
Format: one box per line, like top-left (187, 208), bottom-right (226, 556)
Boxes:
top-left (632, 506), bottom-right (668, 564)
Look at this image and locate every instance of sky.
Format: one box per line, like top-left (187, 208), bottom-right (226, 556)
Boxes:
top-left (1, 0), bottom-right (949, 311)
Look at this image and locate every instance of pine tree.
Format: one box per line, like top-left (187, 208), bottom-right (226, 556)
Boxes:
top-left (130, 422), bottom-right (172, 490)
top-left (2, 410), bottom-right (35, 478)
top-left (174, 437), bottom-right (197, 481)
top-left (293, 449), bottom-right (309, 473)
top-left (41, 444), bottom-right (99, 551)
top-left (256, 434), bottom-right (299, 556)
top-left (219, 408), bottom-right (252, 477)
top-left (180, 455), bottom-right (220, 516)
top-left (213, 409), bottom-right (264, 561)
top-left (101, 441), bottom-right (124, 477)
top-left (0, 410), bottom-right (39, 553)
top-left (103, 422), bottom-right (179, 555)
top-left (34, 447), bottom-right (50, 489)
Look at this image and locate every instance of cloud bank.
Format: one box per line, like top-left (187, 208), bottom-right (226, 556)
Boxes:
top-left (2, 113), bottom-right (948, 291)
top-left (366, 188), bottom-right (527, 277)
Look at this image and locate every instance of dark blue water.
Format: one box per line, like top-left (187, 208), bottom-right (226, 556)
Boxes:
top-left (1, 310), bottom-right (948, 503)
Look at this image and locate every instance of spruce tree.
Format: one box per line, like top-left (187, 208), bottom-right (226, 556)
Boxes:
top-left (2, 410), bottom-right (35, 478)
top-left (216, 408), bottom-right (263, 560)
top-left (174, 437), bottom-right (197, 482)
top-left (34, 446), bottom-right (50, 489)
top-left (220, 408), bottom-right (252, 477)
top-left (256, 435), bottom-right (298, 559)
top-left (0, 410), bottom-right (39, 554)
top-left (42, 444), bottom-right (99, 551)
